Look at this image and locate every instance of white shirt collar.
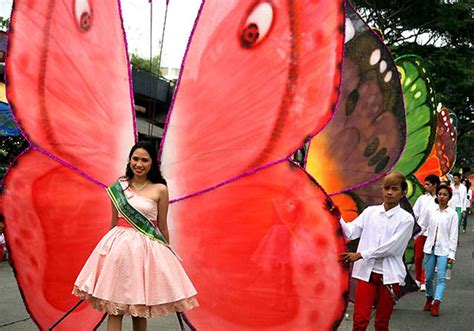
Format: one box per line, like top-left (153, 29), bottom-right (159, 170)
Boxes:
top-left (377, 203), bottom-right (401, 217)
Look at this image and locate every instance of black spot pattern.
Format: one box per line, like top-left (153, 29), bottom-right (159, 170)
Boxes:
top-left (240, 23), bottom-right (259, 48)
top-left (345, 89), bottom-right (359, 116)
top-left (364, 137), bottom-right (379, 157)
top-left (369, 147), bottom-right (387, 166)
top-left (80, 12), bottom-right (91, 31)
top-left (375, 155), bottom-right (390, 173)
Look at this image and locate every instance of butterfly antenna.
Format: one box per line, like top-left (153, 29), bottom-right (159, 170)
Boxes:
top-left (47, 299), bottom-right (85, 330)
top-left (176, 312), bottom-right (197, 331)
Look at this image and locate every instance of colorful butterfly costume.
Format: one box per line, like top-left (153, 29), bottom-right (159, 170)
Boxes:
top-left (5, 0), bottom-right (139, 329)
top-left (415, 107), bottom-right (457, 183)
top-left (1, 0), bottom-right (426, 329)
top-left (306, 2), bottom-right (406, 221)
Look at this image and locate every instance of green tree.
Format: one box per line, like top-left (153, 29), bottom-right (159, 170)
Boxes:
top-left (351, 0), bottom-right (474, 163)
top-left (0, 17), bottom-right (9, 32)
top-left (130, 54), bottom-right (162, 77)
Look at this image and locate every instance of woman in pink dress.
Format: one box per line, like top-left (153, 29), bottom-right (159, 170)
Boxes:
top-left (73, 141), bottom-right (198, 331)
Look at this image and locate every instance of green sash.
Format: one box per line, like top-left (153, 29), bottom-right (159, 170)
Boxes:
top-left (107, 180), bottom-right (169, 247)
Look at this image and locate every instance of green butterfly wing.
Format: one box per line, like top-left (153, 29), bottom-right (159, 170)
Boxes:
top-left (406, 174), bottom-right (425, 205)
top-left (393, 55), bottom-right (437, 176)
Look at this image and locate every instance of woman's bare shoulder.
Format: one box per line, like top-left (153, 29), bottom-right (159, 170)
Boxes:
top-left (150, 183), bottom-right (168, 195)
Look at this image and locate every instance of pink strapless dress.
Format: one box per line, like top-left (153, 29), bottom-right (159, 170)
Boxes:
top-left (73, 181), bottom-right (198, 318)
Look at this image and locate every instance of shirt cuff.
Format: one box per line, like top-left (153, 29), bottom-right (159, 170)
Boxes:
top-left (360, 250), bottom-right (371, 260)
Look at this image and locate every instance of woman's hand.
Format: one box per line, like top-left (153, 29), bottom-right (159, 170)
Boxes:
top-left (448, 258), bottom-right (455, 265)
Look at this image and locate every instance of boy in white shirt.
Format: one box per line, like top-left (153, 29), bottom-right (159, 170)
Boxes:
top-left (0, 217), bottom-right (5, 262)
top-left (460, 177), bottom-right (471, 233)
top-left (449, 173), bottom-right (467, 234)
top-left (339, 172), bottom-right (414, 331)
top-left (412, 174), bottom-right (440, 291)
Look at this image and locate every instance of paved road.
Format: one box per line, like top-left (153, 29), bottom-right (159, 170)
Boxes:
top-left (1, 217), bottom-right (473, 330)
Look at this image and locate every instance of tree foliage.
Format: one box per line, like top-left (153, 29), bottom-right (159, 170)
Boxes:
top-left (130, 53), bottom-right (162, 77)
top-left (0, 17), bottom-right (9, 32)
top-left (351, 0), bottom-right (474, 163)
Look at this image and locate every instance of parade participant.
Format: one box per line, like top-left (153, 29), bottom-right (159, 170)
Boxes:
top-left (0, 215), bottom-right (6, 262)
top-left (448, 173), bottom-right (467, 235)
top-left (73, 141), bottom-right (198, 331)
top-left (423, 184), bottom-right (458, 316)
top-left (460, 177), bottom-right (471, 233)
top-left (339, 172), bottom-right (414, 331)
top-left (412, 174), bottom-right (440, 291)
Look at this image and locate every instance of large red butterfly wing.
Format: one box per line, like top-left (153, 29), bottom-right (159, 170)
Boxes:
top-left (4, 150), bottom-right (108, 330)
top-left (170, 163), bottom-right (348, 330)
top-left (162, 0), bottom-right (347, 329)
top-left (6, 0), bottom-right (134, 182)
top-left (4, 0), bottom-right (135, 329)
top-left (161, 0), bottom-right (343, 199)
top-left (305, 2), bottom-right (406, 195)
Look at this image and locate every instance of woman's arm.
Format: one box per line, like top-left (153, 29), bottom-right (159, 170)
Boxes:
top-left (110, 200), bottom-right (118, 229)
top-left (447, 212), bottom-right (458, 260)
top-left (157, 185), bottom-right (170, 244)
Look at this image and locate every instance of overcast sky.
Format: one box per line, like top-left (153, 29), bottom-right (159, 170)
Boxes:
top-left (0, 0), bottom-right (201, 68)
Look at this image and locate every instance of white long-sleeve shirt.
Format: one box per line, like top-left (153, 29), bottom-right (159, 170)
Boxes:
top-left (413, 193), bottom-right (437, 236)
top-left (465, 189), bottom-right (472, 209)
top-left (449, 184), bottom-right (467, 211)
top-left (339, 204), bottom-right (414, 285)
top-left (423, 206), bottom-right (458, 260)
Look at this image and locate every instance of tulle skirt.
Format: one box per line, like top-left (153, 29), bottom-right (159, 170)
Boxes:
top-left (73, 223), bottom-right (198, 318)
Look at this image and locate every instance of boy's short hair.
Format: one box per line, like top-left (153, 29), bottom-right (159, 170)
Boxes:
top-left (452, 172), bottom-right (461, 178)
top-left (424, 174), bottom-right (441, 186)
top-left (383, 171), bottom-right (407, 192)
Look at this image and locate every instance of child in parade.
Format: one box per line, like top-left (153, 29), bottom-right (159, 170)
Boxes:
top-left (412, 174), bottom-right (440, 291)
top-left (0, 215), bottom-right (6, 262)
top-left (339, 172), bottom-right (414, 331)
top-left (423, 184), bottom-right (458, 316)
top-left (449, 173), bottom-right (467, 235)
top-left (73, 141), bottom-right (198, 331)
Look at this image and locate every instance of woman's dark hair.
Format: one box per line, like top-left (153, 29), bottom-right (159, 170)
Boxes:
top-left (424, 174), bottom-right (440, 187)
top-left (461, 177), bottom-right (471, 190)
top-left (125, 141), bottom-right (167, 185)
top-left (434, 184), bottom-right (452, 204)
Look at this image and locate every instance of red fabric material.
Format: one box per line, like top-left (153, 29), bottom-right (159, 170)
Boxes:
top-left (161, 0), bottom-right (345, 200)
top-left (168, 162), bottom-right (349, 330)
top-left (414, 235), bottom-right (427, 282)
top-left (4, 151), bottom-right (109, 330)
top-left (159, 1), bottom-right (348, 329)
top-left (353, 273), bottom-right (400, 331)
top-left (5, 0), bottom-right (135, 328)
top-left (6, 0), bottom-right (135, 183)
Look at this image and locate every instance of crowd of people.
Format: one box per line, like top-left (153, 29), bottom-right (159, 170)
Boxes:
top-left (339, 169), bottom-right (472, 330)
top-left (0, 214), bottom-right (6, 262)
